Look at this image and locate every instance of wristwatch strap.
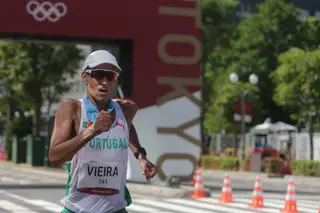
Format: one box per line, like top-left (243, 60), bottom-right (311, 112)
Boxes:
top-left (134, 147), bottom-right (147, 159)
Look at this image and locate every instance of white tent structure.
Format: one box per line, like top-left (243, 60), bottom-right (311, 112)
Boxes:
top-left (250, 118), bottom-right (273, 134)
top-left (250, 122), bottom-right (274, 134)
top-left (249, 119), bottom-right (298, 152)
top-left (271, 121), bottom-right (297, 132)
top-left (250, 119), bottom-right (297, 135)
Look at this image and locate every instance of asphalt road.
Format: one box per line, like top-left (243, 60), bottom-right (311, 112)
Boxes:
top-left (0, 188), bottom-right (65, 213)
top-left (1, 188), bottom-right (320, 213)
top-left (1, 163), bottom-right (320, 212)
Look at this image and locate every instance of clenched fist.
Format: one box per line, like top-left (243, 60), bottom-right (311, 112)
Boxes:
top-left (91, 110), bottom-right (113, 135)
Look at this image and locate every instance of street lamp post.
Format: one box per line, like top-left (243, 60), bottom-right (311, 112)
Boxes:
top-left (229, 72), bottom-right (258, 160)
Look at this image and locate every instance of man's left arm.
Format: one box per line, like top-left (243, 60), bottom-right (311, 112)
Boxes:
top-left (115, 99), bottom-right (142, 154)
top-left (116, 99), bottom-right (157, 180)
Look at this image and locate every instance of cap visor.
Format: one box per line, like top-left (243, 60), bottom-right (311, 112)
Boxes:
top-left (86, 61), bottom-right (122, 72)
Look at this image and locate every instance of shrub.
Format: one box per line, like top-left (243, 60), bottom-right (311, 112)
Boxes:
top-left (291, 160), bottom-right (320, 177)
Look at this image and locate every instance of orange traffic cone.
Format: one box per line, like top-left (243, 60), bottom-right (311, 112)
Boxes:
top-left (280, 179), bottom-right (300, 213)
top-left (190, 167), bottom-right (206, 199)
top-left (219, 174), bottom-right (233, 204)
top-left (249, 176), bottom-right (264, 208)
top-left (192, 166), bottom-right (200, 186)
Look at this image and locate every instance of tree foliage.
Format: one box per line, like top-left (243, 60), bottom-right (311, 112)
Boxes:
top-left (272, 48), bottom-right (320, 159)
top-left (272, 48), bottom-right (320, 109)
top-left (228, 0), bottom-right (302, 123)
top-left (0, 41), bottom-right (83, 143)
top-left (201, 0), bottom-right (240, 133)
top-left (203, 0), bottom-right (320, 137)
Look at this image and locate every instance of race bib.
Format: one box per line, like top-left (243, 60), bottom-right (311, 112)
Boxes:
top-left (77, 161), bottom-right (125, 195)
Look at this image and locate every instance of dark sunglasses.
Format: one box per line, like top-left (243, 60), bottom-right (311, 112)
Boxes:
top-left (85, 69), bottom-right (118, 81)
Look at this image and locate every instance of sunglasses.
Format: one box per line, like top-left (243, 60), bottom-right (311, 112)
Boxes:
top-left (85, 69), bottom-right (118, 81)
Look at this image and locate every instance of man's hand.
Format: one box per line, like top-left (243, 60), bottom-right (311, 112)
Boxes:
top-left (139, 156), bottom-right (157, 182)
top-left (91, 110), bottom-right (113, 135)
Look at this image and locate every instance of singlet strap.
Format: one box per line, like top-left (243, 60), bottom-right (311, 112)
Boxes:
top-left (113, 101), bottom-right (126, 121)
top-left (78, 98), bottom-right (87, 134)
top-left (112, 100), bottom-right (129, 140)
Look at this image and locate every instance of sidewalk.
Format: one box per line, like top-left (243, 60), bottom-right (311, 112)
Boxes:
top-left (0, 160), bottom-right (191, 198)
top-left (199, 169), bottom-right (320, 194)
top-left (0, 160), bottom-right (67, 188)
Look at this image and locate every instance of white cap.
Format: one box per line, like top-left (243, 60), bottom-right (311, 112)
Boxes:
top-left (82, 50), bottom-right (122, 73)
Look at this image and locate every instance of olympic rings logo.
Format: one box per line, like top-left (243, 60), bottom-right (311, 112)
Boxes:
top-left (26, 1), bottom-right (67, 22)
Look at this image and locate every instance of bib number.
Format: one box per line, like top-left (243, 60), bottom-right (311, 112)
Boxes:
top-left (77, 161), bottom-right (124, 195)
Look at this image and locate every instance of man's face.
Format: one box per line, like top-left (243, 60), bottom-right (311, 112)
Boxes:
top-left (81, 63), bottom-right (119, 102)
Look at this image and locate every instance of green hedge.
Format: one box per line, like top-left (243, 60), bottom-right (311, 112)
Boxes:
top-left (291, 160), bottom-right (320, 177)
top-left (201, 156), bottom-right (320, 177)
top-left (201, 156), bottom-right (239, 170)
top-left (201, 155), bottom-right (282, 174)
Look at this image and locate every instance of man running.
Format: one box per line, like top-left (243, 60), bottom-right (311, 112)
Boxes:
top-left (49, 50), bottom-right (157, 213)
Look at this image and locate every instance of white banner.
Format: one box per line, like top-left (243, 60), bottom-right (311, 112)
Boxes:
top-left (127, 91), bottom-right (201, 183)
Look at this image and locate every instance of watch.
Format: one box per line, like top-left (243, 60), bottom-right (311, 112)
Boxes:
top-left (134, 147), bottom-right (147, 159)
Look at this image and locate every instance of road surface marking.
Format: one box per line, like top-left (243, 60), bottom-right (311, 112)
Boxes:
top-left (0, 189), bottom-right (63, 212)
top-left (126, 202), bottom-right (160, 212)
top-left (167, 198), bottom-right (256, 213)
top-left (236, 198), bottom-right (314, 213)
top-left (28, 199), bottom-right (63, 212)
top-left (133, 199), bottom-right (214, 213)
top-left (0, 200), bottom-right (38, 213)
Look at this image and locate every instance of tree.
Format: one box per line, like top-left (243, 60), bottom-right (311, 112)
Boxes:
top-left (205, 0), bottom-right (320, 132)
top-left (0, 41), bottom-right (83, 145)
top-left (201, 0), bottom-right (239, 133)
top-left (226, 0), bottom-right (303, 124)
top-left (297, 17), bottom-right (320, 50)
top-left (272, 48), bottom-right (320, 159)
top-left (201, 0), bottom-right (239, 101)
top-left (200, 0), bottom-right (239, 154)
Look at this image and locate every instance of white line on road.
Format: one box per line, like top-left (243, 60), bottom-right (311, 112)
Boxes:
top-left (28, 199), bottom-right (63, 212)
top-left (236, 198), bottom-right (315, 213)
top-left (0, 200), bottom-right (38, 213)
top-left (133, 199), bottom-right (214, 213)
top-left (167, 198), bottom-right (256, 213)
top-left (0, 189), bottom-right (35, 202)
top-left (126, 202), bottom-right (160, 212)
top-left (0, 189), bottom-right (63, 212)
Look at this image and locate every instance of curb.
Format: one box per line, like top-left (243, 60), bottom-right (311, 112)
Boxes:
top-left (201, 185), bottom-right (320, 195)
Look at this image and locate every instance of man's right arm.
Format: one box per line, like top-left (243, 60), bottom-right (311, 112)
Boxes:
top-left (49, 98), bottom-right (95, 166)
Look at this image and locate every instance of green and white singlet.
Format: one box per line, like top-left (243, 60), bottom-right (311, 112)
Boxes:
top-left (61, 99), bottom-right (131, 213)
